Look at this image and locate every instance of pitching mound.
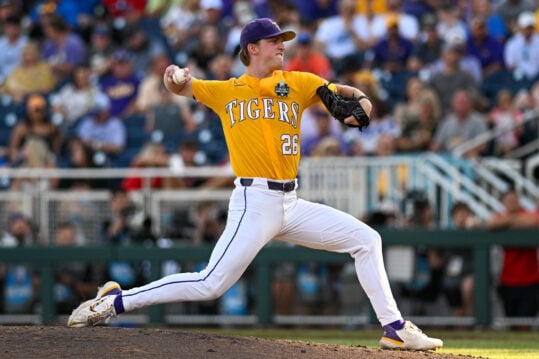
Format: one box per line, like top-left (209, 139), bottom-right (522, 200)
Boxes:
top-left (2, 326), bottom-right (477, 358)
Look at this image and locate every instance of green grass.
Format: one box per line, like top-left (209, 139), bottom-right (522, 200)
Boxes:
top-left (188, 328), bottom-right (539, 359)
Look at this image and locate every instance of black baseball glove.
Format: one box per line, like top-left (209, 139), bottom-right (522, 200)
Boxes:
top-left (316, 84), bottom-right (371, 131)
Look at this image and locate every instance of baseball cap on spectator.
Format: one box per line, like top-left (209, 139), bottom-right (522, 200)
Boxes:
top-left (112, 49), bottom-right (132, 62)
top-left (353, 70), bottom-right (377, 87)
top-left (386, 14), bottom-right (399, 28)
top-left (296, 32), bottom-right (312, 45)
top-left (200, 0), bottom-right (222, 10)
top-left (517, 11), bottom-right (535, 29)
top-left (240, 18), bottom-right (296, 48)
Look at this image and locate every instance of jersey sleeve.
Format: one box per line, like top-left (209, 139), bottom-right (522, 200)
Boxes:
top-left (191, 78), bottom-right (226, 112)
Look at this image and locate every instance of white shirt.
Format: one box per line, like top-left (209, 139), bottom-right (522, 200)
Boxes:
top-left (504, 33), bottom-right (539, 80)
top-left (0, 35), bottom-right (27, 79)
top-left (315, 15), bottom-right (364, 59)
top-left (77, 115), bottom-right (126, 148)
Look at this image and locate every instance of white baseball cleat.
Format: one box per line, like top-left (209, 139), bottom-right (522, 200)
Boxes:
top-left (379, 321), bottom-right (443, 351)
top-left (67, 281), bottom-right (122, 327)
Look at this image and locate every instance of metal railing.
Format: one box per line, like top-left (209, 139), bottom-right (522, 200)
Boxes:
top-left (0, 155), bottom-right (534, 239)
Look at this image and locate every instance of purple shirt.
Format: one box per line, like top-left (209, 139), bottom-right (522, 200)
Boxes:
top-left (41, 33), bottom-right (86, 69)
top-left (466, 35), bottom-right (505, 70)
top-left (372, 36), bottom-right (415, 68)
top-left (99, 74), bottom-right (141, 118)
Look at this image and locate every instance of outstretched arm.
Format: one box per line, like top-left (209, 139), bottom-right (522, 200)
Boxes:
top-left (163, 65), bottom-right (195, 98)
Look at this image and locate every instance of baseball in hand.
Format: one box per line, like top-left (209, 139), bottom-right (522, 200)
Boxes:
top-left (172, 68), bottom-right (186, 84)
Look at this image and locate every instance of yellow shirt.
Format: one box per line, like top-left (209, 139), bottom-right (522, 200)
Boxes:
top-left (192, 71), bottom-right (331, 180)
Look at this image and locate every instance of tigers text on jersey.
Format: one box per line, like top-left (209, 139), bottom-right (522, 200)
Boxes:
top-left (192, 71), bottom-right (332, 180)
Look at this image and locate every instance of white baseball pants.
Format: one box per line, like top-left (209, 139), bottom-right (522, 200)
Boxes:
top-left (120, 177), bottom-right (402, 326)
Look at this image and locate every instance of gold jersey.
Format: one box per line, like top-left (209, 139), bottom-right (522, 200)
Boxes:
top-left (192, 71), bottom-right (333, 180)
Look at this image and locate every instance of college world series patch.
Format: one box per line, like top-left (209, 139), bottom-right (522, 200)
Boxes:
top-left (274, 81), bottom-right (290, 98)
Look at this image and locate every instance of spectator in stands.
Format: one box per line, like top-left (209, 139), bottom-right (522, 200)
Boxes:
top-left (493, 0), bottom-right (535, 34)
top-left (301, 105), bottom-right (348, 157)
top-left (295, 0), bottom-right (337, 22)
top-left (350, 69), bottom-right (382, 101)
top-left (395, 77), bottom-right (441, 153)
top-left (99, 49), bottom-right (141, 119)
top-left (370, 0), bottom-right (419, 42)
top-left (224, 0), bottom-right (256, 56)
top-left (187, 24), bottom-right (224, 75)
top-left (350, 0), bottom-right (381, 53)
top-left (40, 13), bottom-right (86, 85)
top-left (29, 0), bottom-right (88, 30)
top-left (135, 53), bottom-right (175, 113)
top-left (346, 98), bottom-right (400, 156)
top-left (486, 188), bottom-right (539, 324)
top-left (193, 201), bottom-right (227, 245)
top-left (52, 221), bottom-right (98, 314)
top-left (369, 15), bottom-right (414, 74)
top-left (430, 89), bottom-right (488, 158)
top-left (517, 81), bottom-right (539, 147)
top-left (487, 89), bottom-right (524, 156)
top-left (0, 41), bottom-right (56, 103)
top-left (167, 138), bottom-right (209, 189)
top-left (472, 0), bottom-right (508, 42)
top-left (76, 92), bottom-right (126, 166)
top-left (284, 32), bottom-right (333, 80)
top-left (50, 64), bottom-right (107, 132)
top-left (300, 104), bottom-right (344, 145)
top-left (314, 0), bottom-right (366, 76)
top-left (426, 41), bottom-right (479, 115)
top-left (199, 0), bottom-right (229, 35)
top-left (0, 15), bottom-right (27, 83)
top-left (8, 93), bottom-right (62, 164)
top-left (207, 52), bottom-right (236, 80)
top-left (0, 212), bottom-right (40, 314)
top-left (435, 2), bottom-right (467, 45)
top-left (430, 30), bottom-right (483, 85)
top-left (407, 14), bottom-right (443, 76)
top-left (59, 137), bottom-right (107, 189)
top-left (99, 188), bottom-right (146, 288)
top-left (121, 142), bottom-right (169, 191)
top-left (145, 83), bottom-right (196, 150)
top-left (466, 15), bottom-right (505, 80)
top-left (123, 25), bottom-right (167, 79)
top-left (442, 201), bottom-right (480, 318)
top-left (10, 136), bottom-right (59, 191)
top-left (504, 11), bottom-right (539, 89)
top-left (160, 0), bottom-right (203, 63)
top-left (400, 192), bottom-right (445, 314)
top-left (87, 24), bottom-right (116, 79)
top-left (0, 0), bottom-right (21, 28)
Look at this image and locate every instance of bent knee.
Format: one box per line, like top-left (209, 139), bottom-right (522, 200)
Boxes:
top-left (350, 226), bottom-right (382, 254)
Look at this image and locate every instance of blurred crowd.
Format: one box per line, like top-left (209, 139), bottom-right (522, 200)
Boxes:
top-left (0, 0), bottom-right (539, 186)
top-left (0, 0), bottom-right (538, 323)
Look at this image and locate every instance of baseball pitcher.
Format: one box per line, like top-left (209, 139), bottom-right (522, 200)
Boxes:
top-left (68, 18), bottom-right (442, 351)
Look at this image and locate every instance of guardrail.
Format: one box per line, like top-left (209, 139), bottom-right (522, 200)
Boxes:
top-left (1, 228), bottom-right (536, 327)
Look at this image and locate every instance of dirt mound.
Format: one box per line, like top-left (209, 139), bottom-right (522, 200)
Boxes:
top-left (1, 326), bottom-right (477, 358)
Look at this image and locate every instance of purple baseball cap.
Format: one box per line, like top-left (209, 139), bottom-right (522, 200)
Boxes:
top-left (240, 18), bottom-right (296, 48)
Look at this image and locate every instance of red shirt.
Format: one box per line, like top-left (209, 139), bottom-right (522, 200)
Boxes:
top-left (499, 210), bottom-right (539, 286)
